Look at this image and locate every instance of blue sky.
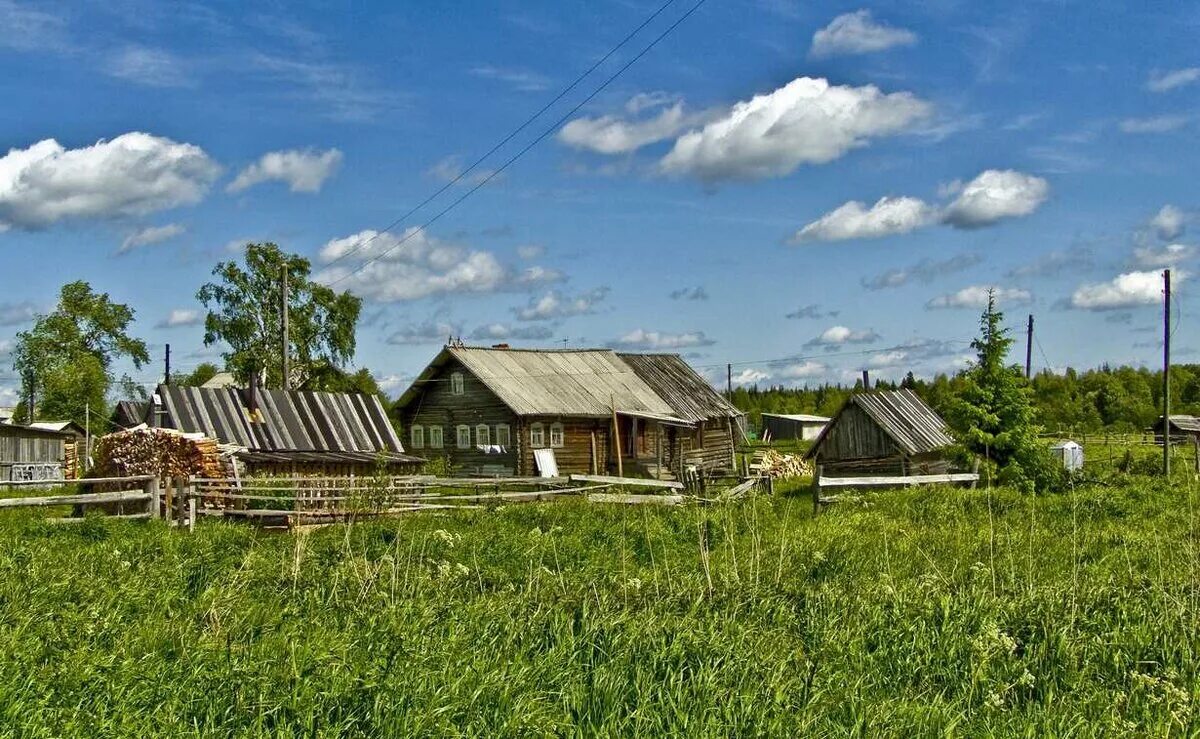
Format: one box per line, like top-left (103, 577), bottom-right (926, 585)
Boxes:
top-left (0, 0), bottom-right (1196, 402)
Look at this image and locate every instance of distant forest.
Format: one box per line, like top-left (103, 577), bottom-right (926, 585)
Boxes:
top-left (730, 364), bottom-right (1200, 435)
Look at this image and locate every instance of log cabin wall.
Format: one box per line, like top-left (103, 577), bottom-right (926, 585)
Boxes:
top-left (659, 419), bottom-right (735, 474)
top-left (517, 417), bottom-right (610, 476)
top-left (398, 358), bottom-right (522, 475)
top-left (0, 426), bottom-right (67, 482)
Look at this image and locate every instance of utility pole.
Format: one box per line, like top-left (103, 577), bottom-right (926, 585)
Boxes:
top-left (281, 264), bottom-right (290, 391)
top-left (861, 369), bottom-right (870, 391)
top-left (164, 343), bottom-right (171, 385)
top-left (1025, 314), bottom-right (1034, 379)
top-left (1163, 269), bottom-right (1172, 477)
top-left (726, 363), bottom-right (732, 398)
top-left (84, 402), bottom-right (91, 472)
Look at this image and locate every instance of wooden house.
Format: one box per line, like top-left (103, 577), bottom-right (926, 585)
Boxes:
top-left (804, 389), bottom-right (957, 477)
top-left (1153, 415), bottom-right (1200, 446)
top-left (154, 384), bottom-right (422, 477)
top-left (0, 422), bottom-right (76, 482)
top-left (394, 346), bottom-right (743, 478)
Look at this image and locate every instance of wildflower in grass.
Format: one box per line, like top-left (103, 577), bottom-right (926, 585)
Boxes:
top-left (985, 690), bottom-right (1006, 709)
top-left (432, 529), bottom-right (458, 548)
top-left (626, 577), bottom-right (643, 592)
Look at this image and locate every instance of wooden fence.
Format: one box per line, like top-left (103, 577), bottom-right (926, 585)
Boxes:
top-left (0, 476), bottom-right (159, 523)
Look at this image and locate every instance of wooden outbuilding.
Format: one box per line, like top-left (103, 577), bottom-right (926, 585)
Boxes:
top-left (1152, 415), bottom-right (1200, 445)
top-left (153, 384), bottom-right (422, 477)
top-left (804, 389), bottom-right (957, 477)
top-left (760, 413), bottom-right (830, 442)
top-left (394, 345), bottom-right (743, 478)
top-left (0, 422), bottom-right (76, 482)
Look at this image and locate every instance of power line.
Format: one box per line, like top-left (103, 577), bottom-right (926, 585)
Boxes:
top-left (321, 0), bottom-right (683, 270)
top-left (328, 0), bottom-right (711, 287)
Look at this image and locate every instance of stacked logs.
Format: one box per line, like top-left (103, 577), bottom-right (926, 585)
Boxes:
top-left (92, 428), bottom-right (222, 479)
top-left (750, 449), bottom-right (812, 479)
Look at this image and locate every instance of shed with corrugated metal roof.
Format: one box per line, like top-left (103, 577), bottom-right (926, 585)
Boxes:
top-left (804, 389), bottom-right (958, 477)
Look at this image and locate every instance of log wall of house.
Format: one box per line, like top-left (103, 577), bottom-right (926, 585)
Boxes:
top-left (675, 419), bottom-right (736, 473)
top-left (516, 417), bottom-right (610, 477)
top-left (0, 428), bottom-right (66, 482)
top-left (398, 358), bottom-right (521, 475)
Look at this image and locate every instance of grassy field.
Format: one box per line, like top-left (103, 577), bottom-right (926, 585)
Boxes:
top-left (0, 477), bottom-right (1197, 736)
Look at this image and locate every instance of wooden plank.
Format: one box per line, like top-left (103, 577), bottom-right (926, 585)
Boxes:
top-left (48, 512), bottom-right (153, 524)
top-left (588, 493), bottom-right (684, 506)
top-left (817, 472), bottom-right (979, 488)
top-left (0, 490), bottom-right (151, 508)
top-left (569, 474), bottom-right (684, 490)
top-left (0, 475), bottom-right (155, 487)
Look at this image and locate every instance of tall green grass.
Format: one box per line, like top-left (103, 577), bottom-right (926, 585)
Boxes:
top-left (0, 479), bottom-right (1196, 736)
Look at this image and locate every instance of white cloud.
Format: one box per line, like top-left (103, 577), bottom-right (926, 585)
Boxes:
top-left (940, 169), bottom-right (1049, 228)
top-left (559, 102), bottom-right (690, 155)
top-left (0, 0), bottom-right (68, 53)
top-left (516, 244), bottom-right (544, 260)
top-left (810, 9), bottom-right (917, 58)
top-left (387, 318), bottom-right (461, 345)
top-left (1150, 204), bottom-right (1185, 241)
top-left (374, 373), bottom-right (411, 396)
top-left (227, 148), bottom-right (342, 193)
top-left (805, 325), bottom-right (880, 347)
top-left (467, 323), bottom-right (555, 342)
top-left (1147, 67), bottom-right (1200, 93)
top-left (776, 361), bottom-right (826, 379)
top-left (0, 133), bottom-right (219, 229)
top-left (659, 77), bottom-right (930, 181)
top-left (1133, 243), bottom-right (1195, 268)
top-left (1118, 115), bottom-right (1189, 134)
top-left (731, 367), bottom-right (770, 386)
top-left (514, 288), bottom-right (609, 321)
top-left (468, 65), bottom-right (550, 92)
top-left (790, 196), bottom-right (935, 243)
top-left (107, 46), bottom-right (191, 87)
top-left (316, 227), bottom-right (559, 302)
top-left (0, 301), bottom-right (37, 326)
top-left (611, 329), bottom-right (715, 350)
top-left (118, 223), bottom-right (185, 254)
top-left (925, 285), bottom-right (1032, 310)
top-left (426, 155), bottom-right (497, 186)
top-left (156, 308), bottom-right (202, 328)
top-left (1070, 270), bottom-right (1176, 310)
top-left (867, 351), bottom-right (907, 368)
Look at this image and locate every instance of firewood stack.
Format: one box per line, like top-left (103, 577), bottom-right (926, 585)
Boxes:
top-left (63, 440), bottom-right (79, 480)
top-left (92, 428), bottom-right (223, 479)
top-left (749, 449), bottom-right (812, 479)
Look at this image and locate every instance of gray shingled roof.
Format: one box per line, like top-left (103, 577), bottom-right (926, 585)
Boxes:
top-left (618, 353), bottom-right (742, 423)
top-left (157, 385), bottom-right (419, 461)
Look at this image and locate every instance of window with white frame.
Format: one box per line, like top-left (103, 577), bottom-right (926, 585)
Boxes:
top-left (429, 426), bottom-right (444, 449)
top-left (476, 424), bottom-right (490, 446)
top-left (450, 372), bottom-right (465, 395)
top-left (495, 424), bottom-right (511, 447)
top-left (456, 425), bottom-right (471, 449)
top-left (530, 422), bottom-right (545, 448)
top-left (549, 422), bottom-right (564, 448)
top-left (410, 424), bottom-right (424, 449)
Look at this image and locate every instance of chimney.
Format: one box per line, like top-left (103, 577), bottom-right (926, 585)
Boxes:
top-left (861, 369), bottom-right (870, 391)
top-left (246, 368), bottom-right (259, 420)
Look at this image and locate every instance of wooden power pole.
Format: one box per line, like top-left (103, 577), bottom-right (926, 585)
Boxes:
top-left (281, 264), bottom-right (290, 391)
top-left (726, 363), bottom-right (732, 398)
top-left (164, 343), bottom-right (171, 385)
top-left (1025, 314), bottom-right (1033, 379)
top-left (1164, 269), bottom-right (1172, 477)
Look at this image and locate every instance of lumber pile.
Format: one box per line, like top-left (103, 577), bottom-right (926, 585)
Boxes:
top-left (749, 449), bottom-right (812, 479)
top-left (92, 428), bottom-right (222, 479)
top-left (63, 439), bottom-right (79, 480)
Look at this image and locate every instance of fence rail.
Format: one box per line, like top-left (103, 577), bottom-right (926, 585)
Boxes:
top-left (0, 475), bottom-right (159, 522)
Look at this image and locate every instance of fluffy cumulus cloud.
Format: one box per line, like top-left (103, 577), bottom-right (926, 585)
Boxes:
top-left (513, 288), bottom-right (609, 321)
top-left (659, 77), bottom-right (930, 181)
top-left (1134, 243), bottom-right (1195, 268)
top-left (1150, 204), bottom-right (1185, 241)
top-left (1118, 116), bottom-right (1189, 134)
top-left (0, 132), bottom-right (219, 229)
top-left (467, 323), bottom-right (555, 342)
top-left (776, 361), bottom-right (826, 379)
top-left (118, 223), bottom-right (185, 254)
top-left (1148, 67), bottom-right (1200, 93)
top-left (939, 170), bottom-right (1049, 229)
top-left (805, 325), bottom-right (880, 348)
top-left (790, 196), bottom-right (934, 243)
top-left (611, 329), bottom-right (715, 350)
top-left (794, 170), bottom-right (1047, 243)
top-left (730, 367), bottom-right (770, 386)
top-left (156, 308), bottom-right (202, 328)
top-left (316, 227), bottom-right (559, 302)
top-left (1070, 270), bottom-right (1176, 310)
top-left (925, 285), bottom-right (1032, 310)
top-left (558, 101), bottom-right (691, 155)
top-left (810, 10), bottom-right (917, 58)
top-left (227, 148), bottom-right (343, 194)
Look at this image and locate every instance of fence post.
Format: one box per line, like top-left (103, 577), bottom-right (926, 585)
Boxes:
top-left (175, 478), bottom-right (186, 527)
top-left (187, 477), bottom-right (196, 533)
top-left (164, 475), bottom-right (174, 524)
top-left (146, 476), bottom-right (160, 520)
top-left (812, 465), bottom-right (822, 516)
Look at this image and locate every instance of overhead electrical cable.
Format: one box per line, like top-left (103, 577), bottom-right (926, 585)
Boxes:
top-left (328, 0), bottom-right (711, 287)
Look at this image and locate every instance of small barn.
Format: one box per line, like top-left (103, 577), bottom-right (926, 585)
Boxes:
top-left (395, 345), bottom-right (743, 478)
top-left (1152, 415), bottom-right (1200, 445)
top-left (0, 423), bottom-right (76, 482)
top-left (1050, 440), bottom-right (1084, 471)
top-left (111, 400), bottom-right (150, 430)
top-left (760, 413), bottom-right (830, 442)
top-left (154, 384), bottom-right (422, 477)
top-left (804, 389), bottom-right (957, 477)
